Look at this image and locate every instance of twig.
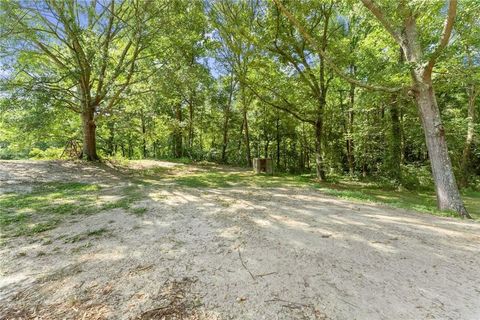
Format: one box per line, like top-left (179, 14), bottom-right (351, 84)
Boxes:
top-left (237, 248), bottom-right (256, 280)
top-left (265, 298), bottom-right (329, 319)
top-left (265, 298), bottom-right (311, 308)
top-left (256, 271), bottom-right (277, 278)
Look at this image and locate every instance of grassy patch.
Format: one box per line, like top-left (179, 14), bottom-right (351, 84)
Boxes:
top-left (310, 180), bottom-right (478, 219)
top-left (100, 185), bottom-right (143, 210)
top-left (131, 207), bottom-right (148, 216)
top-left (173, 171), bottom-right (312, 188)
top-left (148, 169), bottom-right (480, 219)
top-left (0, 182), bottom-right (102, 237)
top-left (0, 182), bottom-right (144, 238)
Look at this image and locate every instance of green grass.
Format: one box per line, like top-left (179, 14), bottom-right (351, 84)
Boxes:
top-left (174, 171), bottom-right (312, 188)
top-left (131, 207), bottom-right (148, 216)
top-left (147, 169), bottom-right (480, 220)
top-left (0, 182), bottom-right (144, 238)
top-left (0, 182), bottom-right (101, 237)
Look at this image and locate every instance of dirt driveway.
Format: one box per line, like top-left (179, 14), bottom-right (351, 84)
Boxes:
top-left (1, 160), bottom-right (479, 319)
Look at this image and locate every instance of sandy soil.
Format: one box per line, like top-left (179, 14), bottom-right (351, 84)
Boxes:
top-left (1, 160), bottom-right (479, 320)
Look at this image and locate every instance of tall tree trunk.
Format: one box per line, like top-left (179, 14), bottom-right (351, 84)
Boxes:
top-left (347, 81), bottom-right (355, 176)
top-left (243, 108), bottom-right (252, 167)
top-left (221, 79), bottom-right (234, 163)
top-left (413, 79), bottom-right (470, 217)
top-left (459, 84), bottom-right (477, 188)
top-left (237, 117), bottom-right (244, 156)
top-left (81, 107), bottom-right (99, 161)
top-left (188, 101), bottom-right (194, 150)
top-left (401, 9), bottom-right (470, 218)
top-left (174, 105), bottom-right (183, 158)
top-left (299, 135), bottom-right (305, 172)
top-left (389, 95), bottom-right (402, 180)
top-left (276, 117), bottom-right (281, 168)
top-left (221, 112), bottom-right (230, 163)
top-left (314, 118), bottom-right (326, 181)
top-left (141, 109), bottom-right (147, 159)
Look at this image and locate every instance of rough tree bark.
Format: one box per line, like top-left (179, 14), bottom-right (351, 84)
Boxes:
top-left (81, 107), bottom-right (99, 161)
top-left (412, 78), bottom-right (468, 216)
top-left (359, 0), bottom-right (471, 218)
top-left (399, 1), bottom-right (469, 217)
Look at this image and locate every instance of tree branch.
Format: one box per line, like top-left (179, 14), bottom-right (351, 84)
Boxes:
top-left (423, 0), bottom-right (457, 78)
top-left (359, 0), bottom-right (403, 45)
top-left (272, 0), bottom-right (405, 93)
top-left (243, 80), bottom-right (315, 125)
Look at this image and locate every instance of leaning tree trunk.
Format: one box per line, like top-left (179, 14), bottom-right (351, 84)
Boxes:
top-left (414, 79), bottom-right (470, 218)
top-left (81, 107), bottom-right (99, 161)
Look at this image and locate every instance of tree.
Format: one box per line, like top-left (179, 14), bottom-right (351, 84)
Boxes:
top-left (360, 0), bottom-right (469, 217)
top-left (273, 0), bottom-right (471, 218)
top-left (0, 0), bottom-right (157, 160)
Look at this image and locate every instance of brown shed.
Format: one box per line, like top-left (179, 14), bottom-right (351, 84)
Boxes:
top-left (253, 158), bottom-right (273, 174)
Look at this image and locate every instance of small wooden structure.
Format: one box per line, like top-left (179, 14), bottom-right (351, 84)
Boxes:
top-left (61, 139), bottom-right (82, 159)
top-left (253, 158), bottom-right (273, 174)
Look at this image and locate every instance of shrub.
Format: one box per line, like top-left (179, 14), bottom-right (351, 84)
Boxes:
top-left (28, 147), bottom-right (63, 159)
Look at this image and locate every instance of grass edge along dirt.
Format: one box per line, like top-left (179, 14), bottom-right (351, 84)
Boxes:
top-left (143, 168), bottom-right (480, 220)
top-left (0, 181), bottom-right (145, 239)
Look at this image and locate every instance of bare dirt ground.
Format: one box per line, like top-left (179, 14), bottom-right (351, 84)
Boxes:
top-left (1, 160), bottom-right (479, 320)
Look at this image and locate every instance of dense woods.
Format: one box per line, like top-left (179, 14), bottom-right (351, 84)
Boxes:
top-left (1, 0), bottom-right (479, 217)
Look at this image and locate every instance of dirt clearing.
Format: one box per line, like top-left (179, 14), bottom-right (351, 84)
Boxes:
top-left (1, 160), bottom-right (479, 319)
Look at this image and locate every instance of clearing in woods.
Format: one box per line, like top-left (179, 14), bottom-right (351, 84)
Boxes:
top-left (0, 160), bottom-right (479, 319)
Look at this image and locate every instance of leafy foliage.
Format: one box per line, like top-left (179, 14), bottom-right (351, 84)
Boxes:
top-left (1, 0), bottom-right (479, 213)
